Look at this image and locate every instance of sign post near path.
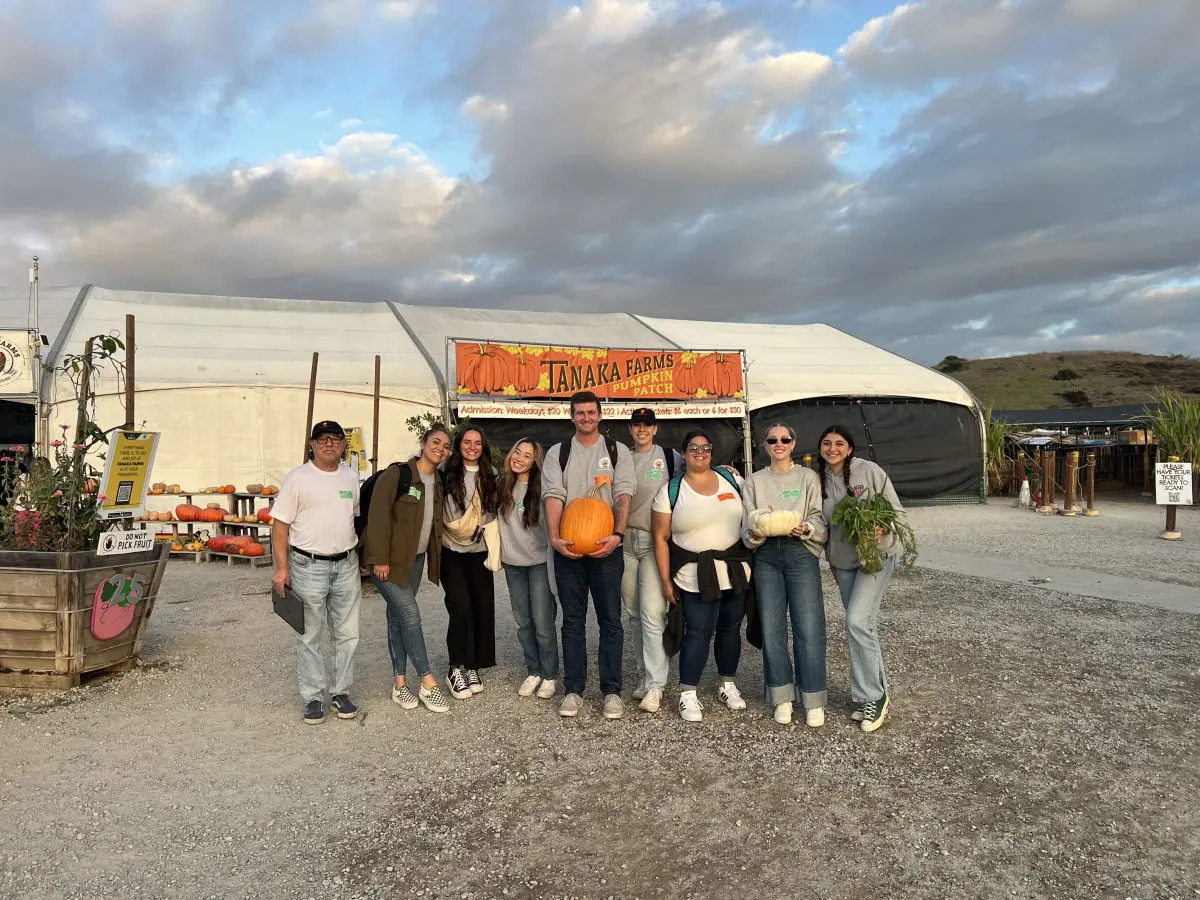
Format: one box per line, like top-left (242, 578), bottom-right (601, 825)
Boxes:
top-left (1155, 458), bottom-right (1192, 541)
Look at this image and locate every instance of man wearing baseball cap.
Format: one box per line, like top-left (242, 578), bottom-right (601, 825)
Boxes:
top-left (270, 420), bottom-right (364, 724)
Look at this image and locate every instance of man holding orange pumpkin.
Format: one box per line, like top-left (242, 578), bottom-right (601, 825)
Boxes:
top-left (543, 391), bottom-right (635, 720)
top-left (271, 420), bottom-right (363, 725)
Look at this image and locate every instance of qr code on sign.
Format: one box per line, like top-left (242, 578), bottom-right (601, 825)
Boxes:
top-left (116, 481), bottom-right (133, 504)
top-left (1167, 492), bottom-right (1181, 504)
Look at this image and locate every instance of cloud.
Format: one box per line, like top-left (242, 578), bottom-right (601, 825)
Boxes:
top-left (339, 117), bottom-right (364, 128)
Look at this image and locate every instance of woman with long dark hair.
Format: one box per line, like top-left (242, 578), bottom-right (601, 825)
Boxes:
top-left (440, 426), bottom-right (499, 701)
top-left (498, 438), bottom-right (559, 700)
top-left (817, 424), bottom-right (907, 733)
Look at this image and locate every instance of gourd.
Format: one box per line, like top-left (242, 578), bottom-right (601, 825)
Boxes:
top-left (256, 507), bottom-right (273, 524)
top-left (170, 541), bottom-right (184, 552)
top-left (750, 507), bottom-right (803, 538)
top-left (560, 486), bottom-right (614, 556)
top-left (246, 483), bottom-right (264, 494)
top-left (239, 542), bottom-right (266, 557)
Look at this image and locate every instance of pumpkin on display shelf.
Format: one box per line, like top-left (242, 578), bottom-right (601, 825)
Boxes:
top-left (749, 508), bottom-right (803, 538)
top-left (239, 542), bottom-right (266, 557)
top-left (261, 485), bottom-right (279, 496)
top-left (199, 508), bottom-right (224, 523)
top-left (223, 484), bottom-right (236, 494)
top-left (170, 541), bottom-right (184, 552)
top-left (246, 483), bottom-right (263, 494)
top-left (256, 507), bottom-right (273, 524)
top-left (559, 486), bottom-right (615, 556)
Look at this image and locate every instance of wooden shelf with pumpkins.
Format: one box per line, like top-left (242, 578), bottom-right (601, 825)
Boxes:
top-left (136, 483), bottom-right (278, 563)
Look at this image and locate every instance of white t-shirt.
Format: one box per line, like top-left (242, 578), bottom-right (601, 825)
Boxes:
top-left (270, 461), bottom-right (360, 555)
top-left (651, 475), bottom-right (749, 593)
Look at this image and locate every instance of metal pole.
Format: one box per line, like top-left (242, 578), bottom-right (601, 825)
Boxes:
top-left (371, 354), bottom-right (381, 474)
top-left (1060, 450), bottom-right (1078, 516)
top-left (1084, 451), bottom-right (1099, 516)
top-left (303, 352), bottom-right (319, 463)
top-left (124, 314), bottom-right (136, 429)
top-left (740, 351), bottom-right (752, 477)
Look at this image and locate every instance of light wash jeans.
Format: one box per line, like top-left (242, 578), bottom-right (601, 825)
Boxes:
top-left (832, 554), bottom-right (896, 703)
top-left (371, 553), bottom-right (431, 679)
top-left (754, 537), bottom-right (827, 710)
top-left (620, 528), bottom-right (670, 691)
top-left (289, 548), bottom-right (362, 703)
top-left (504, 563), bottom-right (560, 680)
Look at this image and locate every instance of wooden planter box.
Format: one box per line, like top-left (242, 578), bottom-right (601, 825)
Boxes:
top-left (0, 542), bottom-right (169, 692)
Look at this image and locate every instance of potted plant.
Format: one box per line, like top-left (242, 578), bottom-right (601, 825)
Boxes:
top-left (0, 333), bottom-right (169, 692)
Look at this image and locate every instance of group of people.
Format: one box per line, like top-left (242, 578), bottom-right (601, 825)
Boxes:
top-left (270, 392), bottom-right (908, 734)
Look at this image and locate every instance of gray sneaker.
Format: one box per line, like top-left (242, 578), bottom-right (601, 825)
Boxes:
top-left (631, 679), bottom-right (649, 701)
top-left (559, 692), bottom-right (584, 718)
top-left (602, 693), bottom-right (624, 720)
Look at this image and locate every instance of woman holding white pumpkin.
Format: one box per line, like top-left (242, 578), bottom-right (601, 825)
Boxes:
top-left (743, 423), bottom-right (828, 727)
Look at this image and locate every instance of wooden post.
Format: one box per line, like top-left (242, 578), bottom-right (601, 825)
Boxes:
top-left (1040, 449), bottom-right (1056, 513)
top-left (302, 352), bottom-right (319, 463)
top-left (371, 355), bottom-right (381, 474)
top-left (1084, 451), bottom-right (1098, 516)
top-left (1060, 450), bottom-right (1078, 516)
top-left (124, 314), bottom-right (136, 429)
top-left (1014, 450), bottom-right (1026, 495)
top-left (1142, 446), bottom-right (1152, 496)
top-left (1161, 455), bottom-right (1182, 541)
top-left (73, 338), bottom-right (94, 461)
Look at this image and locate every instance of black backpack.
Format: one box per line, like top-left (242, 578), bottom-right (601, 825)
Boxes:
top-left (354, 461), bottom-right (413, 538)
top-left (663, 447), bottom-right (677, 479)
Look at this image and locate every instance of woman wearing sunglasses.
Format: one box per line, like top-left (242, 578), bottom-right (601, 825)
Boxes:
top-left (651, 431), bottom-right (753, 723)
top-left (743, 423), bottom-right (828, 727)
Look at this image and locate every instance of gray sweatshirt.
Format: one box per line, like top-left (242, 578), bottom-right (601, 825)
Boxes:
top-left (499, 481), bottom-right (549, 567)
top-left (628, 446), bottom-right (679, 532)
top-left (741, 464), bottom-right (827, 557)
top-left (442, 466), bottom-right (494, 554)
top-left (821, 457), bottom-right (907, 570)
top-left (542, 436), bottom-right (635, 522)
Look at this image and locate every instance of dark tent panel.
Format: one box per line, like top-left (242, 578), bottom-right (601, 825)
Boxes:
top-left (750, 397), bottom-right (982, 502)
top-left (0, 399), bottom-right (36, 447)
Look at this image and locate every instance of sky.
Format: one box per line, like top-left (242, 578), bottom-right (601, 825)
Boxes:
top-left (0, 0), bottom-right (1197, 365)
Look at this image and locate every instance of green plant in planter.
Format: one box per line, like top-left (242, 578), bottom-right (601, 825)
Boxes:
top-left (1142, 389), bottom-right (1200, 501)
top-left (984, 405), bottom-right (1017, 493)
top-left (0, 333), bottom-right (126, 552)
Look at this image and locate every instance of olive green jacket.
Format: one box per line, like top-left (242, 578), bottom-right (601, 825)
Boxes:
top-left (361, 457), bottom-right (444, 586)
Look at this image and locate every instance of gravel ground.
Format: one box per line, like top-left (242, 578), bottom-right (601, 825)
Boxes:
top-left (2, 506), bottom-right (1198, 900)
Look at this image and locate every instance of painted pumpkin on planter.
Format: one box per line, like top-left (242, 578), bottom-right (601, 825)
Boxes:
top-left (560, 486), bottom-right (615, 556)
top-left (459, 343), bottom-right (517, 394)
top-left (750, 508), bottom-right (803, 538)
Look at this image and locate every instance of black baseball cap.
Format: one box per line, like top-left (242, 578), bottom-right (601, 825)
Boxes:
top-left (630, 407), bottom-right (657, 424)
top-left (310, 420), bottom-right (346, 440)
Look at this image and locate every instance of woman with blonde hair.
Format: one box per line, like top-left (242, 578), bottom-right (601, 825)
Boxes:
top-left (498, 438), bottom-right (559, 699)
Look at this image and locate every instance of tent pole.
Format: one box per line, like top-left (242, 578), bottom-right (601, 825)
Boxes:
top-left (740, 351), bottom-right (752, 475)
top-left (303, 352), bottom-right (318, 463)
top-left (124, 314), bottom-right (135, 429)
top-left (372, 354), bottom-right (381, 474)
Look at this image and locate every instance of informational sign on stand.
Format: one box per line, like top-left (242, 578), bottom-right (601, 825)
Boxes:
top-left (97, 430), bottom-right (160, 520)
top-left (1155, 462), bottom-right (1193, 506)
top-left (343, 426), bottom-right (368, 474)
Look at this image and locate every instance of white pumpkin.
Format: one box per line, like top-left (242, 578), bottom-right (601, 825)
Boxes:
top-left (750, 507), bottom-right (803, 537)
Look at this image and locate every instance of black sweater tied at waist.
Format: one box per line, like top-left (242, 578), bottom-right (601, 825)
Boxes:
top-left (663, 538), bottom-right (761, 655)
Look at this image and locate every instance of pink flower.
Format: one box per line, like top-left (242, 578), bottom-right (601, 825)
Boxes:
top-left (73, 443), bottom-right (86, 450)
top-left (0, 456), bottom-right (13, 463)
top-left (53, 489), bottom-right (63, 497)
top-left (97, 494), bottom-right (109, 501)
top-left (50, 440), bottom-right (64, 448)
top-left (8, 445), bottom-right (22, 451)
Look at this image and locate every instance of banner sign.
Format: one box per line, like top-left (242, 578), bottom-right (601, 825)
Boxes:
top-left (0, 331), bottom-right (35, 395)
top-left (453, 342), bottom-right (745, 401)
top-left (97, 430), bottom-right (160, 521)
top-left (457, 400), bottom-right (748, 420)
top-left (1155, 462), bottom-right (1193, 506)
top-left (97, 529), bottom-right (156, 556)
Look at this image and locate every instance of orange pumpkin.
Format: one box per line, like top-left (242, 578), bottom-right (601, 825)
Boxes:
top-left (200, 508), bottom-right (225, 523)
top-left (560, 486), bottom-right (615, 556)
top-left (459, 343), bottom-right (517, 394)
top-left (256, 507), bottom-right (273, 524)
top-left (262, 485), bottom-right (279, 496)
top-left (239, 542), bottom-right (266, 557)
top-left (176, 504), bottom-right (201, 522)
top-left (694, 352), bottom-right (741, 397)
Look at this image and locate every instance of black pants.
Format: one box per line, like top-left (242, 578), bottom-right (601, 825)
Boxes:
top-left (440, 547), bottom-right (496, 670)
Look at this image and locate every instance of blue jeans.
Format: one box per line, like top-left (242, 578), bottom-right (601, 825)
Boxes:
top-left (554, 549), bottom-right (624, 696)
top-left (833, 554), bottom-right (895, 703)
top-left (678, 588), bottom-right (745, 690)
top-left (754, 538), bottom-right (827, 709)
top-left (371, 554), bottom-right (431, 679)
top-left (620, 528), bottom-right (670, 690)
top-left (505, 563), bottom-right (560, 680)
top-left (289, 548), bottom-right (362, 703)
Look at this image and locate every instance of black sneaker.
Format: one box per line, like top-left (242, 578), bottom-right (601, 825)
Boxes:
top-left (447, 667), bottom-right (472, 700)
top-left (330, 694), bottom-right (358, 720)
top-left (304, 699), bottom-right (325, 725)
top-left (466, 668), bottom-right (484, 695)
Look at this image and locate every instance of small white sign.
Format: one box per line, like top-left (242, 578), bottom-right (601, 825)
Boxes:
top-left (1155, 462), bottom-right (1193, 506)
top-left (97, 529), bottom-right (156, 556)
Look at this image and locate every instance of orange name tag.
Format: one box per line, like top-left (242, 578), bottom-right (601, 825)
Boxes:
top-left (594, 475), bottom-right (613, 487)
top-left (718, 492), bottom-right (736, 501)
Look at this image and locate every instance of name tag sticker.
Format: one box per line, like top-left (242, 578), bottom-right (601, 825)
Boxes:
top-left (718, 492), bottom-right (737, 501)
top-left (408, 487), bottom-right (422, 499)
top-left (781, 489), bottom-right (801, 499)
top-left (339, 489), bottom-right (354, 500)
top-left (645, 471), bottom-right (663, 481)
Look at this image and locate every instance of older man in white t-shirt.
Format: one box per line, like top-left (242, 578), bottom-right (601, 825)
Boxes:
top-left (271, 420), bottom-right (363, 725)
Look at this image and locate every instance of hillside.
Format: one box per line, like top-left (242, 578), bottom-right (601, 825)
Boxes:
top-left (935, 351), bottom-right (1200, 410)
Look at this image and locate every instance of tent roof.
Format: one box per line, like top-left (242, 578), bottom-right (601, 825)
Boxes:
top-left (47, 286), bottom-right (978, 412)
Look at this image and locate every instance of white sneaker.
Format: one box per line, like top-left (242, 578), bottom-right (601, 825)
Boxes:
top-left (559, 692), bottom-right (584, 717)
top-left (517, 675), bottom-right (541, 698)
top-left (536, 679), bottom-right (556, 700)
top-left (774, 701), bottom-right (793, 725)
top-left (418, 685), bottom-right (450, 713)
top-left (806, 707), bottom-right (825, 728)
top-left (391, 683), bottom-right (419, 710)
top-left (639, 687), bottom-right (663, 713)
top-left (678, 690), bottom-right (703, 722)
top-left (631, 679), bottom-right (649, 701)
top-left (602, 693), bottom-right (624, 720)
top-left (718, 681), bottom-right (746, 711)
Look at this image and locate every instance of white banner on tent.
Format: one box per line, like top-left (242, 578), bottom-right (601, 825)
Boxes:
top-left (456, 400), bottom-right (748, 420)
top-left (0, 331), bottom-right (36, 396)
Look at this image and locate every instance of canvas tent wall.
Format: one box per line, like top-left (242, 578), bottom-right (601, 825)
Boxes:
top-left (44, 287), bottom-right (441, 488)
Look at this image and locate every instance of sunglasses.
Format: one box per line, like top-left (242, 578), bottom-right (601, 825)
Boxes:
top-left (313, 435), bottom-right (345, 445)
top-left (686, 443), bottom-right (713, 454)
top-left (765, 436), bottom-right (794, 445)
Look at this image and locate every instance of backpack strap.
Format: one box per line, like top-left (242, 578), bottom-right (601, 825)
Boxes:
top-left (663, 447), bottom-right (676, 480)
top-left (667, 467), bottom-right (740, 511)
top-left (559, 437), bottom-right (620, 474)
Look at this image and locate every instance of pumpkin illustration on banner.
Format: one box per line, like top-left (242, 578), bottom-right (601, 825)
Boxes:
top-left (90, 573), bottom-right (146, 641)
top-left (509, 347), bottom-right (543, 392)
top-left (675, 353), bottom-right (701, 396)
top-left (695, 352), bottom-right (741, 398)
top-left (559, 486), bottom-right (615, 556)
top-left (458, 343), bottom-right (517, 394)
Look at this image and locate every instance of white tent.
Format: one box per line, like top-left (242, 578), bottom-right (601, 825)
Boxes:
top-left (44, 286), bottom-right (983, 499)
